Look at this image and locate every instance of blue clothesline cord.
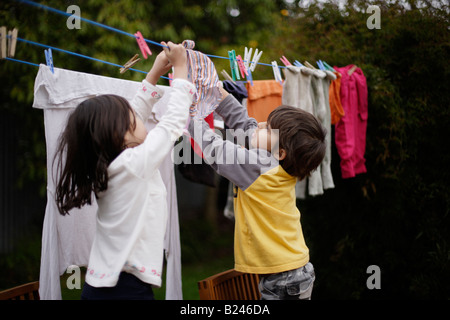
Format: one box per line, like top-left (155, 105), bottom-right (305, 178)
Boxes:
top-left (16, 0), bottom-right (166, 49)
top-left (11, 36), bottom-right (171, 79)
top-left (4, 57), bottom-right (40, 67)
top-left (16, 0), bottom-right (286, 69)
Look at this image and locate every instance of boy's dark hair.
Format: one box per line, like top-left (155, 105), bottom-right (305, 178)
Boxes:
top-left (268, 105), bottom-right (326, 180)
top-left (54, 95), bottom-right (136, 215)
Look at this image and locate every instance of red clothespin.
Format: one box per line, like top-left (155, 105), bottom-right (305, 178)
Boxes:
top-left (236, 54), bottom-right (248, 79)
top-left (134, 31), bottom-right (152, 59)
top-left (280, 55), bottom-right (292, 66)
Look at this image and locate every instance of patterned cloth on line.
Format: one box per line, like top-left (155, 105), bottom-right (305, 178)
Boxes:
top-left (182, 40), bottom-right (223, 119)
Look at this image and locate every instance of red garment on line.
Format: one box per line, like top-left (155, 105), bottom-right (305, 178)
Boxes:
top-left (190, 112), bottom-right (214, 157)
top-left (333, 65), bottom-right (368, 179)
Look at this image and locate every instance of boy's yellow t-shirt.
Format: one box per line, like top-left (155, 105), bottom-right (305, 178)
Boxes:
top-left (233, 165), bottom-right (309, 274)
top-left (188, 93), bottom-right (310, 275)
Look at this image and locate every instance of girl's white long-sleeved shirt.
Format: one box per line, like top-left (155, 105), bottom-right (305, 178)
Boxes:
top-left (85, 78), bottom-right (195, 288)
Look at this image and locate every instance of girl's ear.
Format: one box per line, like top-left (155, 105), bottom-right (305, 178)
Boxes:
top-left (275, 148), bottom-right (286, 161)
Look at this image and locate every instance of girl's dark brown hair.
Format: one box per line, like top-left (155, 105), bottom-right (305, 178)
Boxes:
top-left (268, 105), bottom-right (326, 180)
top-left (54, 95), bottom-right (136, 215)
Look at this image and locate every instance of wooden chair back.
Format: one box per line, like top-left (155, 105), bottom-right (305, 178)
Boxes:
top-left (198, 269), bottom-right (260, 300)
top-left (0, 281), bottom-right (40, 300)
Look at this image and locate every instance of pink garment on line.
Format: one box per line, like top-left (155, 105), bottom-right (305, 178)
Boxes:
top-left (333, 65), bottom-right (368, 179)
top-left (182, 40), bottom-right (218, 158)
top-left (182, 40), bottom-right (222, 119)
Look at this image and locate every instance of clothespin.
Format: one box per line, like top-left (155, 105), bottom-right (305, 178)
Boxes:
top-left (293, 60), bottom-right (304, 67)
top-left (221, 70), bottom-right (235, 83)
top-left (244, 47), bottom-right (252, 70)
top-left (322, 60), bottom-right (336, 72)
top-left (0, 26), bottom-right (6, 59)
top-left (44, 48), bottom-right (54, 74)
top-left (316, 60), bottom-right (325, 70)
top-left (7, 28), bottom-right (18, 58)
top-left (280, 56), bottom-right (292, 66)
top-left (120, 54), bottom-right (140, 74)
top-left (246, 68), bottom-right (254, 86)
top-left (249, 49), bottom-right (262, 72)
top-left (348, 65), bottom-right (358, 76)
top-left (236, 54), bottom-right (248, 79)
top-left (271, 61), bottom-right (282, 84)
top-left (134, 31), bottom-right (152, 59)
top-left (304, 61), bottom-right (316, 69)
top-left (228, 50), bottom-right (240, 81)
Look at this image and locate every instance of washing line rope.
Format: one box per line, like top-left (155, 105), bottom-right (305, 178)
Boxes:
top-left (4, 57), bottom-right (39, 68)
top-left (14, 36), bottom-right (153, 76)
top-left (16, 0), bottom-right (283, 69)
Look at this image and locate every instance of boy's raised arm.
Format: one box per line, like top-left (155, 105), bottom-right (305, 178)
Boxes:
top-left (215, 88), bottom-right (257, 132)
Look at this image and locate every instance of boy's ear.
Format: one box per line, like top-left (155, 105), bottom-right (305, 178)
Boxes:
top-left (275, 148), bottom-right (286, 161)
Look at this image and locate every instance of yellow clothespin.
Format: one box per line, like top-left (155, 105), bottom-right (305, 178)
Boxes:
top-left (304, 61), bottom-right (317, 70)
top-left (120, 54), bottom-right (141, 74)
top-left (8, 28), bottom-right (18, 58)
top-left (348, 65), bottom-right (358, 76)
top-left (0, 26), bottom-right (7, 59)
top-left (221, 69), bottom-right (235, 83)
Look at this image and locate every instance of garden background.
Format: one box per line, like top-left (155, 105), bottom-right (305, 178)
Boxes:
top-left (0, 0), bottom-right (448, 299)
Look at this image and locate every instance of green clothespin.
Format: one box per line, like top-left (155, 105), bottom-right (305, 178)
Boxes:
top-left (228, 50), bottom-right (240, 81)
top-left (322, 61), bottom-right (336, 72)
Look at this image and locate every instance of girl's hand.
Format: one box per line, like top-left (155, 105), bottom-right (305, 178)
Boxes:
top-left (146, 51), bottom-right (172, 85)
top-left (162, 41), bottom-right (188, 80)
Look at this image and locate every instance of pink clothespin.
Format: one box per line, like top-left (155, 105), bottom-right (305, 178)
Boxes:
top-left (236, 54), bottom-right (248, 79)
top-left (280, 55), bottom-right (292, 66)
top-left (134, 31), bottom-right (152, 59)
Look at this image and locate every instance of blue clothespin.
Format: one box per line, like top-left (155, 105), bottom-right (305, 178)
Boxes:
top-left (294, 60), bottom-right (304, 67)
top-left (317, 60), bottom-right (327, 71)
top-left (247, 68), bottom-right (254, 86)
top-left (45, 48), bottom-right (54, 73)
top-left (316, 60), bottom-right (323, 70)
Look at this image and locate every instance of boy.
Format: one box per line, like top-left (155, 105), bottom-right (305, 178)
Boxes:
top-left (188, 88), bottom-right (326, 300)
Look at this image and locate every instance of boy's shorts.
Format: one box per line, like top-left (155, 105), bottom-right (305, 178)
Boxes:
top-left (258, 262), bottom-right (315, 300)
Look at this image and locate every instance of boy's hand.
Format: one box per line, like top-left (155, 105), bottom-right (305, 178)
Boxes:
top-left (146, 51), bottom-right (171, 85)
top-left (162, 41), bottom-right (188, 80)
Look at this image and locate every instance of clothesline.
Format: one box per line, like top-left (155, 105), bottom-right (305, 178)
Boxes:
top-left (4, 56), bottom-right (39, 68)
top-left (10, 36), bottom-right (161, 77)
top-left (16, 0), bottom-right (285, 70)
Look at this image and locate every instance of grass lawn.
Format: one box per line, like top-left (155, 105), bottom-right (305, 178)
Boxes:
top-left (60, 255), bottom-right (233, 300)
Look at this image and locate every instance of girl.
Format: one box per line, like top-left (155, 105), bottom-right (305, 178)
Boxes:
top-left (54, 42), bottom-right (195, 300)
